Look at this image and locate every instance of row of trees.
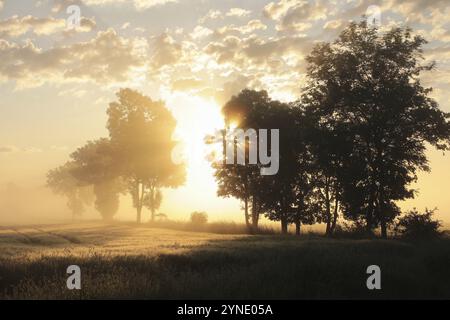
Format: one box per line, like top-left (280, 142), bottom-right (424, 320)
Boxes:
top-left (47, 89), bottom-right (185, 222)
top-left (212, 21), bottom-right (450, 237)
top-left (48, 20), bottom-right (449, 237)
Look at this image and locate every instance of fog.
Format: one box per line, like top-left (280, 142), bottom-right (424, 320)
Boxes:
top-left (0, 182), bottom-right (92, 225)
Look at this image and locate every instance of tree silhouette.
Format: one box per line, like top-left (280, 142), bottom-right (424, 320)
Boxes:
top-left (107, 88), bottom-right (185, 223)
top-left (215, 90), bottom-right (319, 234)
top-left (47, 162), bottom-right (93, 220)
top-left (214, 90), bottom-right (274, 231)
top-left (304, 20), bottom-right (450, 237)
top-left (70, 138), bottom-right (124, 221)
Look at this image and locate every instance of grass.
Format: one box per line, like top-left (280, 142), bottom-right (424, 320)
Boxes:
top-left (0, 222), bottom-right (449, 299)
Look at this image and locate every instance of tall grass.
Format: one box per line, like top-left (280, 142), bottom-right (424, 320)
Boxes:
top-left (146, 220), bottom-right (277, 235)
top-left (1, 235), bottom-right (450, 299)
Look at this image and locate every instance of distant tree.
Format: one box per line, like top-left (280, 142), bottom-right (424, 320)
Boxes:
top-left (143, 188), bottom-right (163, 220)
top-left (155, 212), bottom-right (168, 221)
top-left (70, 138), bottom-right (123, 221)
top-left (47, 162), bottom-right (93, 220)
top-left (107, 89), bottom-right (186, 223)
top-left (92, 180), bottom-right (121, 221)
top-left (304, 20), bottom-right (450, 238)
top-left (395, 208), bottom-right (442, 240)
top-left (190, 211), bottom-right (208, 225)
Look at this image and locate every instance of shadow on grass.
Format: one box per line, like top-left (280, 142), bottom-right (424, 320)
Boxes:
top-left (1, 235), bottom-right (450, 299)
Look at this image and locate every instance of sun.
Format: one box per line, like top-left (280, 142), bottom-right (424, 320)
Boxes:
top-left (164, 93), bottom-right (224, 187)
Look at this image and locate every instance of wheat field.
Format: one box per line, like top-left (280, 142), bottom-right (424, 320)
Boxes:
top-left (0, 222), bottom-right (449, 299)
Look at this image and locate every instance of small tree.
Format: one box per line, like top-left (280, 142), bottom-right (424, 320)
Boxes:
top-left (70, 138), bottom-right (124, 221)
top-left (47, 162), bottom-right (93, 220)
top-left (190, 211), bottom-right (208, 225)
top-left (395, 208), bottom-right (442, 240)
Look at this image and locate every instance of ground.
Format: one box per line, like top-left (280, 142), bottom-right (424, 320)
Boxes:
top-left (0, 222), bottom-right (449, 299)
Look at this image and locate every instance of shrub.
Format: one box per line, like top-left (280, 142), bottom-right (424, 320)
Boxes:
top-left (190, 211), bottom-right (208, 225)
top-left (394, 208), bottom-right (442, 240)
top-left (332, 220), bottom-right (376, 239)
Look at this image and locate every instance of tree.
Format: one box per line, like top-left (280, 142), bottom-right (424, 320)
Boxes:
top-left (213, 90), bottom-right (272, 230)
top-left (190, 211), bottom-right (208, 225)
top-left (262, 103), bottom-right (317, 235)
top-left (306, 111), bottom-right (349, 236)
top-left (394, 208), bottom-right (442, 240)
top-left (47, 162), bottom-right (93, 220)
top-left (107, 88), bottom-right (185, 223)
top-left (143, 188), bottom-right (163, 220)
top-left (303, 20), bottom-right (450, 238)
top-left (214, 90), bottom-right (319, 234)
top-left (70, 139), bottom-right (123, 221)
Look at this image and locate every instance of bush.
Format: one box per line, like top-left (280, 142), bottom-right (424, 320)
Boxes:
top-left (190, 211), bottom-right (208, 225)
top-left (332, 220), bottom-right (376, 239)
top-left (394, 208), bottom-right (442, 240)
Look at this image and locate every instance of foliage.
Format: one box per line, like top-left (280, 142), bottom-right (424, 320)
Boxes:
top-left (46, 162), bottom-right (93, 219)
top-left (302, 20), bottom-right (450, 237)
top-left (107, 88), bottom-right (186, 223)
top-left (394, 208), bottom-right (442, 240)
top-left (190, 211), bottom-right (208, 225)
top-left (70, 138), bottom-right (124, 221)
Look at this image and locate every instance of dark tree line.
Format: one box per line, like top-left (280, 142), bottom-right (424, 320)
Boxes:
top-left (213, 21), bottom-right (450, 237)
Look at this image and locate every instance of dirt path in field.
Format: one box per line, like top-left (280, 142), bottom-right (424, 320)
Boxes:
top-left (4, 227), bottom-right (77, 245)
top-left (9, 227), bottom-right (36, 244)
top-left (32, 227), bottom-right (82, 244)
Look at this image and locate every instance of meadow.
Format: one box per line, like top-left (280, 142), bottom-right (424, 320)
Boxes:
top-left (0, 222), bottom-right (449, 299)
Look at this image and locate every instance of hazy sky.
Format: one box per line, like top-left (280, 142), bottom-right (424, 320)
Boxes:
top-left (0, 0), bottom-right (449, 223)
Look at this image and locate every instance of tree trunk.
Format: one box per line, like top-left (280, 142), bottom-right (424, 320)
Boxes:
top-left (281, 217), bottom-right (288, 234)
top-left (380, 220), bottom-right (387, 239)
top-left (330, 197), bottom-right (339, 234)
top-left (295, 219), bottom-right (301, 236)
top-left (324, 177), bottom-right (331, 236)
top-left (136, 182), bottom-right (145, 224)
top-left (151, 207), bottom-right (155, 222)
top-left (251, 196), bottom-right (259, 231)
top-left (378, 187), bottom-right (387, 239)
top-left (150, 187), bottom-right (155, 222)
top-left (137, 205), bottom-right (142, 224)
top-left (366, 190), bottom-right (375, 234)
top-left (244, 197), bottom-right (250, 229)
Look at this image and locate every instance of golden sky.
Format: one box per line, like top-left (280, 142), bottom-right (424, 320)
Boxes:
top-left (0, 0), bottom-right (449, 224)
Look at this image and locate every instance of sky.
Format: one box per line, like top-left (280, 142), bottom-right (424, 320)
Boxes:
top-left (0, 0), bottom-right (449, 224)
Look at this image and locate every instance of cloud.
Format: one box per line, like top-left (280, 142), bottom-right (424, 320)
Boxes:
top-left (323, 19), bottom-right (345, 30)
top-left (190, 26), bottom-right (213, 40)
top-left (171, 77), bottom-right (205, 91)
top-left (0, 15), bottom-right (96, 38)
top-left (198, 9), bottom-right (222, 24)
top-left (0, 146), bottom-right (19, 153)
top-left (0, 15), bottom-right (65, 37)
top-left (226, 8), bottom-right (251, 17)
top-left (263, 0), bottom-right (298, 20)
top-left (83, 0), bottom-right (177, 10)
top-left (149, 33), bottom-right (183, 71)
top-left (213, 20), bottom-right (267, 39)
top-left (0, 145), bottom-right (43, 153)
top-left (205, 33), bottom-right (311, 68)
top-left (0, 29), bottom-right (145, 87)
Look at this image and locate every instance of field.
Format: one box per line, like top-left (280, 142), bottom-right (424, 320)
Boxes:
top-left (0, 222), bottom-right (449, 299)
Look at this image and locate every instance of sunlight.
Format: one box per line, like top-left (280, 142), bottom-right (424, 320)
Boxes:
top-left (165, 93), bottom-right (224, 188)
